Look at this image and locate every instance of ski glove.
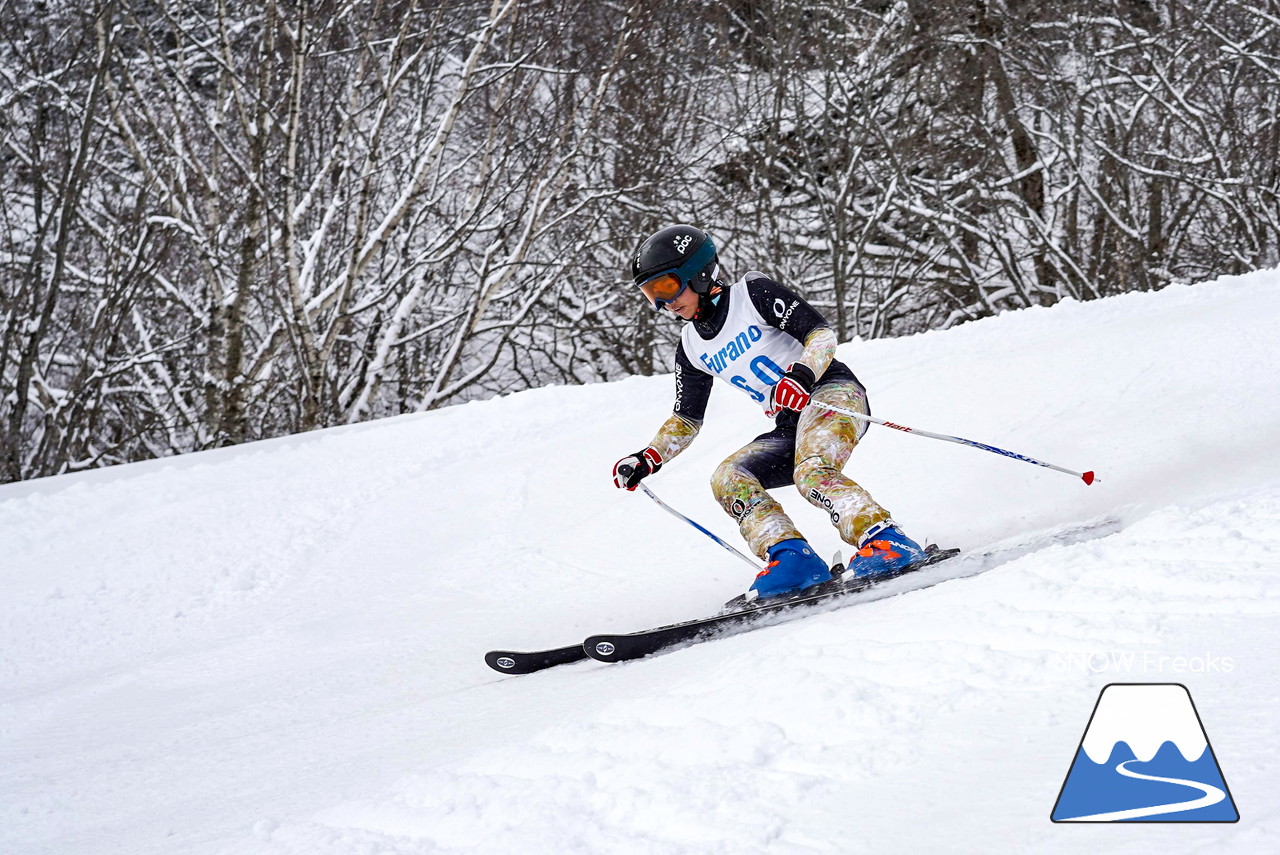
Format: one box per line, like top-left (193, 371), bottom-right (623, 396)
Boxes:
top-left (612, 447), bottom-right (663, 490)
top-left (767, 363), bottom-right (817, 416)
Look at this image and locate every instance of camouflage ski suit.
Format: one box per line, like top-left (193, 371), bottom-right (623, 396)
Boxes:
top-left (645, 274), bottom-right (892, 559)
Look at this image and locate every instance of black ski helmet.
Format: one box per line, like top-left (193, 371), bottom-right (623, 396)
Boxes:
top-left (631, 224), bottom-right (721, 310)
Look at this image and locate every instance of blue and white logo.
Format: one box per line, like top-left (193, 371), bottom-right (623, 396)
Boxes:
top-left (1051, 683), bottom-right (1238, 822)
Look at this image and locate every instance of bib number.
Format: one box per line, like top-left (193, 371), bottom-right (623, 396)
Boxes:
top-left (729, 355), bottom-right (785, 403)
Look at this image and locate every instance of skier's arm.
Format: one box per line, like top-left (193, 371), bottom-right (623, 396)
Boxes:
top-left (611, 345), bottom-right (709, 490)
top-left (766, 327), bottom-right (841, 413)
top-left (746, 274), bottom-right (837, 351)
top-left (649, 344), bottom-right (710, 463)
top-left (747, 275), bottom-right (841, 413)
top-left (795, 327), bottom-right (838, 381)
top-left (646, 413), bottom-right (701, 463)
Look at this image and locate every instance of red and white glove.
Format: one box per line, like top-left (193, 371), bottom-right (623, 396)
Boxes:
top-left (767, 363), bottom-right (816, 417)
top-left (612, 447), bottom-right (663, 490)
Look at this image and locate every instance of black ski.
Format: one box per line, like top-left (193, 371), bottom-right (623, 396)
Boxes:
top-left (485, 514), bottom-right (1124, 675)
top-left (485, 644), bottom-right (588, 675)
top-left (583, 546), bottom-right (960, 665)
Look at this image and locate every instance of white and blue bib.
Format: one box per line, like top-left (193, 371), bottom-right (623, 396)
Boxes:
top-left (680, 274), bottom-right (805, 413)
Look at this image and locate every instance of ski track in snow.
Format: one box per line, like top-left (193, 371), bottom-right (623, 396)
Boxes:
top-left (2, 271), bottom-right (1280, 854)
top-left (1058, 759), bottom-right (1226, 822)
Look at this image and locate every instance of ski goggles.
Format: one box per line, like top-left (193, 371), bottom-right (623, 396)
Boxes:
top-left (636, 240), bottom-right (718, 310)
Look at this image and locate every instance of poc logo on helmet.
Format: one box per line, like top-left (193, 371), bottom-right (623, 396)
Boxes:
top-left (673, 234), bottom-right (693, 254)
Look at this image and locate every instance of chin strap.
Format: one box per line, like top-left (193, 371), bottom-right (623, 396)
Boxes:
top-left (693, 285), bottom-right (723, 321)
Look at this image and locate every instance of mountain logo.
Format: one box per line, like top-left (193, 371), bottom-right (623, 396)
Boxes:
top-left (1051, 683), bottom-right (1239, 822)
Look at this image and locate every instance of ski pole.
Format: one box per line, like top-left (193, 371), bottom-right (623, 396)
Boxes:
top-left (638, 484), bottom-right (764, 571)
top-left (811, 400), bottom-right (1097, 485)
top-left (619, 465), bottom-right (763, 570)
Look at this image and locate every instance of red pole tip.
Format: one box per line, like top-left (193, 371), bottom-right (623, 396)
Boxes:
top-left (1082, 471), bottom-right (1096, 485)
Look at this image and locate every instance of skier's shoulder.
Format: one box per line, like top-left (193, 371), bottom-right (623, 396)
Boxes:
top-left (737, 270), bottom-right (783, 296)
top-left (736, 272), bottom-right (820, 333)
top-left (736, 270), bottom-right (804, 306)
top-left (726, 271), bottom-right (782, 319)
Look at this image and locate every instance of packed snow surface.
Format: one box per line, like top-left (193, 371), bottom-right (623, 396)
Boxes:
top-left (3, 270), bottom-right (1279, 854)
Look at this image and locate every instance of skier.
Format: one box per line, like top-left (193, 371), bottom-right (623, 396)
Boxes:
top-left (612, 224), bottom-right (929, 599)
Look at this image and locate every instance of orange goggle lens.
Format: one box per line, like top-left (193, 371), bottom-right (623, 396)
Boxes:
top-left (638, 272), bottom-right (686, 308)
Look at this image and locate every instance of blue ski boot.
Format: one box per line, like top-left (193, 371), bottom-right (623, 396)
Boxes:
top-left (750, 538), bottom-right (832, 598)
top-left (846, 522), bottom-right (927, 579)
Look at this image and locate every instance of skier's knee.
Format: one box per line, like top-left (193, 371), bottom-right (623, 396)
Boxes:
top-left (712, 457), bottom-right (754, 491)
top-left (711, 458), bottom-right (733, 493)
top-left (711, 459), bottom-right (746, 505)
top-left (794, 455), bottom-right (836, 495)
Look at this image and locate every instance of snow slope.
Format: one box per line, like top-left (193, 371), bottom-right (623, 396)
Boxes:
top-left (3, 270), bottom-right (1279, 854)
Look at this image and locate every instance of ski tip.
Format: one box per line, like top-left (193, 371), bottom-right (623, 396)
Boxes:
top-left (485, 651), bottom-right (521, 673)
top-left (485, 645), bottom-right (589, 674)
top-left (1082, 470), bottom-right (1096, 485)
top-left (583, 636), bottom-right (623, 663)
